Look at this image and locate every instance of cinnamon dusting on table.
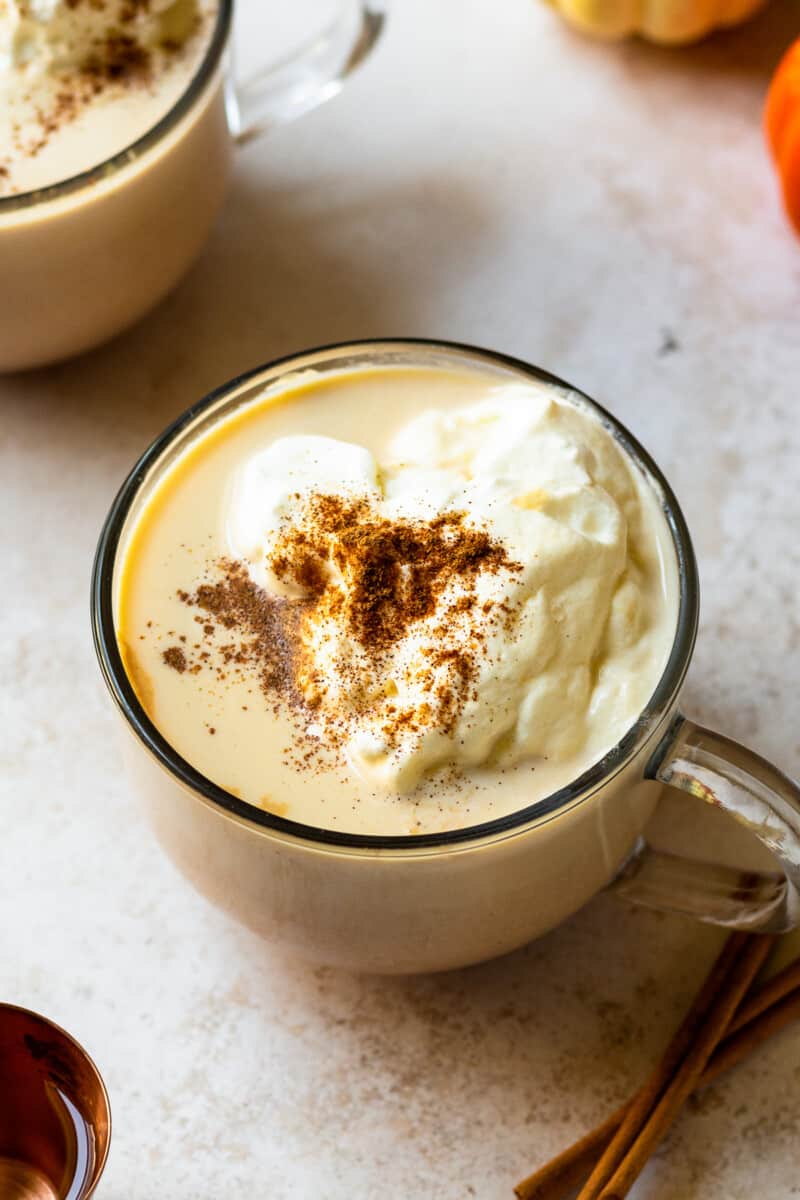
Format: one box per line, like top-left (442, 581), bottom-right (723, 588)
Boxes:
top-left (513, 934), bottom-right (800, 1200)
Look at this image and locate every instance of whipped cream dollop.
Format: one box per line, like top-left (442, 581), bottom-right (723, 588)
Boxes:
top-left (226, 384), bottom-right (672, 793)
top-left (0, 0), bottom-right (197, 75)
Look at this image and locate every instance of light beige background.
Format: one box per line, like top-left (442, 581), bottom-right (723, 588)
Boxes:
top-left (3, 0), bottom-right (800, 1195)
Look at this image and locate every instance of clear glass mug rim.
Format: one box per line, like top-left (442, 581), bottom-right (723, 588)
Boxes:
top-left (0, 0), bottom-right (234, 215)
top-left (91, 338), bottom-right (700, 855)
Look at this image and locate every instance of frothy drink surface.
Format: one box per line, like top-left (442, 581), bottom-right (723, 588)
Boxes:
top-left (0, 0), bottom-right (217, 195)
top-left (117, 366), bottom-right (679, 836)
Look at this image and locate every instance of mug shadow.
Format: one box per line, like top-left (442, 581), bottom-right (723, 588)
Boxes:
top-left (211, 896), bottom-right (730, 1188)
top-left (6, 171), bottom-right (492, 465)
top-left (214, 891), bottom-right (797, 1195)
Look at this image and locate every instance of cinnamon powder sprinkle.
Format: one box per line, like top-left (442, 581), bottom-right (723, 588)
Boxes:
top-left (159, 494), bottom-right (522, 778)
top-left (162, 645), bottom-right (187, 673)
top-left (270, 495), bottom-right (519, 652)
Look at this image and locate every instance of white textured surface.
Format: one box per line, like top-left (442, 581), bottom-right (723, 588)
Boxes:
top-left (3, 0), bottom-right (800, 1196)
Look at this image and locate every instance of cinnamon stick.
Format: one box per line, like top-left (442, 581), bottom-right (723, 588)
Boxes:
top-left (701, 984), bottom-right (800, 1086)
top-left (513, 1110), bottom-right (625, 1200)
top-left (574, 931), bottom-right (752, 1200)
top-left (725, 954), bottom-right (800, 1034)
top-left (597, 933), bottom-right (774, 1200)
top-left (515, 935), bottom-right (796, 1200)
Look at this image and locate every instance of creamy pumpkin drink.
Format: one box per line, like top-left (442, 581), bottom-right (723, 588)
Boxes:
top-left (116, 364), bottom-right (679, 838)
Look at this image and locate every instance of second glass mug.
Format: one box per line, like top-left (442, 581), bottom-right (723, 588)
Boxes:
top-left (0, 1), bottom-right (385, 372)
top-left (92, 341), bottom-right (800, 974)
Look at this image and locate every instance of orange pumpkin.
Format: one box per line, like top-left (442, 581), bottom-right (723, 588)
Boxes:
top-left (765, 39), bottom-right (800, 235)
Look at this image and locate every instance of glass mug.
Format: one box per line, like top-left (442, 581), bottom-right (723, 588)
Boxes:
top-left (0, 2), bottom-right (385, 372)
top-left (91, 340), bottom-right (800, 974)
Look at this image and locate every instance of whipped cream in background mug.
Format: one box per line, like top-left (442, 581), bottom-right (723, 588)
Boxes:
top-left (0, 1), bottom-right (385, 371)
top-left (93, 342), bottom-right (800, 973)
top-left (0, 0), bottom-right (214, 195)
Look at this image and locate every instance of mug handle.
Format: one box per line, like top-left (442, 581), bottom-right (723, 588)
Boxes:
top-left (225, 1), bottom-right (386, 143)
top-left (612, 714), bottom-right (800, 932)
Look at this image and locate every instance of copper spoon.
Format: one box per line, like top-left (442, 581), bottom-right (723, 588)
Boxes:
top-left (0, 1005), bottom-right (110, 1200)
